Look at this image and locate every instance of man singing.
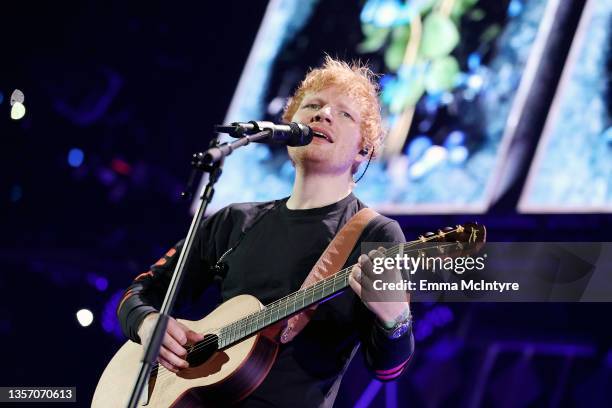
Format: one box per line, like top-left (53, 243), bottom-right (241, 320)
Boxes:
top-left (117, 56), bottom-right (414, 407)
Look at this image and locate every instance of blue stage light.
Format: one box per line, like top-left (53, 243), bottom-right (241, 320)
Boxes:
top-left (406, 135), bottom-right (433, 163)
top-left (68, 148), bottom-right (84, 168)
top-left (360, 0), bottom-right (402, 27)
top-left (468, 53), bottom-right (481, 71)
top-left (95, 277), bottom-right (108, 291)
top-left (508, 0), bottom-right (524, 17)
top-left (449, 146), bottom-right (469, 164)
top-left (444, 130), bottom-right (466, 148)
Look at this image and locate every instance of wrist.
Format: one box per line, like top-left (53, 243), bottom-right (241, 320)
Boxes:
top-left (378, 307), bottom-right (411, 328)
top-left (376, 308), bottom-right (412, 339)
top-left (137, 312), bottom-right (158, 342)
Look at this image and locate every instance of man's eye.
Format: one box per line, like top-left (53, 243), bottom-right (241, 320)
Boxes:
top-left (341, 111), bottom-right (354, 120)
top-left (304, 103), bottom-right (320, 109)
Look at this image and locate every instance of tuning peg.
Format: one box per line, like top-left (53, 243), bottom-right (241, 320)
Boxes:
top-left (418, 232), bottom-right (437, 242)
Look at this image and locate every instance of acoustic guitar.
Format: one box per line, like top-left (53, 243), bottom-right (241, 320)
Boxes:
top-left (93, 223), bottom-right (485, 407)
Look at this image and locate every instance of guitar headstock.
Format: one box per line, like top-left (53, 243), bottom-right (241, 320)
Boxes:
top-left (417, 222), bottom-right (486, 256)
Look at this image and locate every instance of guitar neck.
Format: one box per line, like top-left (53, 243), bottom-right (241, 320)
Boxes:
top-left (218, 267), bottom-right (352, 348)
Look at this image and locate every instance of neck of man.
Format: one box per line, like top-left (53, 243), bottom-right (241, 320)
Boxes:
top-left (286, 166), bottom-right (353, 210)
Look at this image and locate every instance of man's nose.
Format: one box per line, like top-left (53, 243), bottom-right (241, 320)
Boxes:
top-left (312, 105), bottom-right (333, 124)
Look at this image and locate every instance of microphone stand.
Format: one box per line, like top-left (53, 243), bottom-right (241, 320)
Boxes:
top-left (127, 129), bottom-right (270, 408)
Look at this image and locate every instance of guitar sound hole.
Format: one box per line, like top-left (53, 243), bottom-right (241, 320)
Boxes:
top-left (186, 334), bottom-right (219, 367)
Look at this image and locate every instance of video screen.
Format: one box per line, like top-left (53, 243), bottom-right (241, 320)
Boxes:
top-left (206, 0), bottom-right (555, 213)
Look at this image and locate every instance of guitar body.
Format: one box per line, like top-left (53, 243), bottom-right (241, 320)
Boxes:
top-left (92, 295), bottom-right (279, 407)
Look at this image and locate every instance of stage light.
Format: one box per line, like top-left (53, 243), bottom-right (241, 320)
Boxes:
top-left (508, 0), bottom-right (524, 17)
top-left (10, 102), bottom-right (26, 120)
top-left (406, 135), bottom-right (432, 163)
top-left (467, 52), bottom-right (481, 71)
top-left (0, 91), bottom-right (4, 104)
top-left (467, 74), bottom-right (484, 90)
top-left (68, 148), bottom-right (84, 168)
top-left (409, 145), bottom-right (447, 179)
top-left (360, 0), bottom-right (402, 27)
top-left (94, 277), bottom-right (108, 291)
top-left (87, 272), bottom-right (109, 291)
top-left (10, 89), bottom-right (24, 105)
top-left (374, 1), bottom-right (399, 27)
top-left (449, 146), bottom-right (468, 164)
top-left (440, 92), bottom-right (454, 105)
top-left (9, 89), bottom-right (26, 120)
top-left (76, 309), bottom-right (94, 327)
top-left (444, 130), bottom-right (466, 148)
top-left (110, 158), bottom-right (131, 175)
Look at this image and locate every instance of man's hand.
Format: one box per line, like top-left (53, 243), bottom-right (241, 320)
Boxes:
top-left (348, 247), bottom-right (411, 328)
top-left (137, 313), bottom-right (205, 373)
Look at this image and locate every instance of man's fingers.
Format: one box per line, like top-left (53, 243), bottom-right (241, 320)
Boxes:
top-left (157, 356), bottom-right (179, 373)
top-left (360, 253), bottom-right (383, 282)
top-left (368, 248), bottom-right (386, 261)
top-left (159, 345), bottom-right (189, 369)
top-left (358, 254), bottom-right (373, 273)
top-left (163, 332), bottom-right (187, 358)
top-left (167, 320), bottom-right (188, 346)
top-left (349, 266), bottom-right (362, 298)
top-left (186, 329), bottom-right (204, 344)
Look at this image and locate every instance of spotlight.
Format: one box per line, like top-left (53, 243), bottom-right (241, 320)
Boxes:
top-left (68, 148), bottom-right (85, 168)
top-left (10, 89), bottom-right (26, 120)
top-left (76, 309), bottom-right (94, 327)
top-left (11, 102), bottom-right (26, 120)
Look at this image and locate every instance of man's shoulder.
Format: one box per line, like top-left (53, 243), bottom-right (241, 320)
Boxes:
top-left (202, 199), bottom-right (284, 237)
top-left (224, 199), bottom-right (281, 216)
top-left (362, 212), bottom-right (405, 243)
top-left (215, 199), bottom-right (284, 226)
top-left (352, 198), bottom-right (399, 231)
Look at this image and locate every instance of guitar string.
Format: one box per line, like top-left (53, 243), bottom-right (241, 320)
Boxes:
top-left (151, 236), bottom-right (469, 380)
top-left (150, 232), bottom-right (472, 379)
top-left (151, 237), bottom-right (468, 380)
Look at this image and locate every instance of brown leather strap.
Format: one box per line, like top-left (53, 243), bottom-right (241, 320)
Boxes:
top-left (280, 207), bottom-right (380, 343)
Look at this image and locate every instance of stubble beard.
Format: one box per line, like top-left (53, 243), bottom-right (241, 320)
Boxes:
top-left (288, 144), bottom-right (354, 175)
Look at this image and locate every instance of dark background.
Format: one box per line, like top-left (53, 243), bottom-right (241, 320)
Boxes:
top-left (1, 1), bottom-right (611, 407)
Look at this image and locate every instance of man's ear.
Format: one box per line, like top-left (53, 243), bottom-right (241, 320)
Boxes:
top-left (351, 150), bottom-right (367, 174)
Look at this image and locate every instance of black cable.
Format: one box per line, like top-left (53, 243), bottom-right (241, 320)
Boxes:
top-left (354, 147), bottom-right (375, 184)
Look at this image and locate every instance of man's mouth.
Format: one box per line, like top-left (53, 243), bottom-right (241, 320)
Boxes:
top-left (312, 130), bottom-right (333, 143)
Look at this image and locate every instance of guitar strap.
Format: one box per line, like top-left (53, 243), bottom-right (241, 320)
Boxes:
top-left (280, 207), bottom-right (380, 344)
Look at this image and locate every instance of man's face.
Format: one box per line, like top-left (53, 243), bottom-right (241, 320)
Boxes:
top-left (288, 86), bottom-right (365, 175)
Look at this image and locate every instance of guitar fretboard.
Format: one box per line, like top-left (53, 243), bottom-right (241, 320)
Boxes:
top-left (217, 267), bottom-right (352, 348)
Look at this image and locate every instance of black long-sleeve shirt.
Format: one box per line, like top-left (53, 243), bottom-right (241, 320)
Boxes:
top-left (117, 193), bottom-right (414, 407)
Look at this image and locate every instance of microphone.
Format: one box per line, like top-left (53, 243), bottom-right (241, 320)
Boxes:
top-left (216, 121), bottom-right (313, 147)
